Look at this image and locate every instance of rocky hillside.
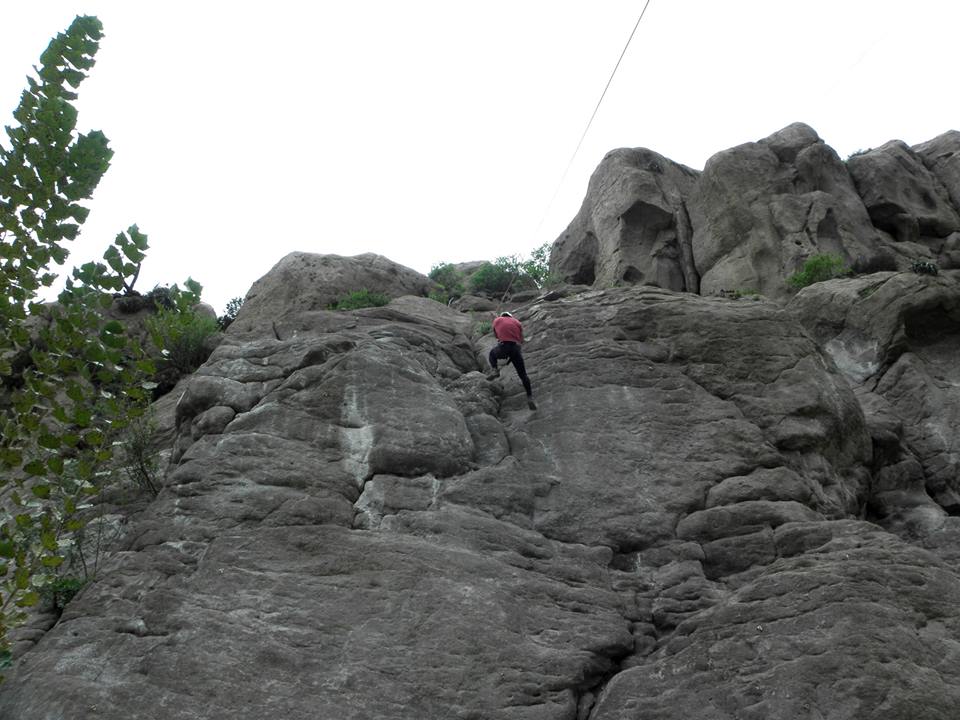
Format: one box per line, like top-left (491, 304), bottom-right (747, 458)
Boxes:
top-left (552, 123), bottom-right (960, 300)
top-left (1, 126), bottom-right (959, 719)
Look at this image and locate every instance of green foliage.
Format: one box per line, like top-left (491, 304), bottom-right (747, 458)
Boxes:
top-left (911, 259), bottom-right (939, 276)
top-left (218, 296), bottom-right (244, 330)
top-left (0, 16), bottom-right (108, 319)
top-left (521, 243), bottom-right (551, 287)
top-left (0, 16), bottom-right (155, 667)
top-left (470, 260), bottom-right (517, 295)
top-left (116, 409), bottom-right (160, 497)
top-left (473, 319), bottom-right (492, 337)
top-left (38, 575), bottom-right (86, 613)
top-left (428, 263), bottom-right (465, 303)
top-left (146, 280), bottom-right (219, 375)
top-left (468, 244), bottom-right (553, 296)
top-left (328, 289), bottom-right (390, 311)
top-left (787, 253), bottom-right (850, 289)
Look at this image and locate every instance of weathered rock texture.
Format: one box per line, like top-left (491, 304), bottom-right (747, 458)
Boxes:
top-left (228, 251), bottom-right (434, 336)
top-left (4, 246), bottom-right (960, 719)
top-left (551, 148), bottom-right (700, 292)
top-left (552, 123), bottom-right (960, 298)
top-left (791, 271), bottom-right (960, 542)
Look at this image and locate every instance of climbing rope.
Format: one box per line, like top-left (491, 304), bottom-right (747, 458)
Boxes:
top-left (534, 0), bottom-right (654, 237)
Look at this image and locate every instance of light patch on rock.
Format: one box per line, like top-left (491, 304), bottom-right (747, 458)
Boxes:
top-left (339, 385), bottom-right (373, 491)
top-left (824, 333), bottom-right (880, 384)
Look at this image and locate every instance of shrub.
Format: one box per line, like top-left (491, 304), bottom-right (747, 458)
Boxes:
top-left (117, 410), bottom-right (161, 496)
top-left (147, 307), bottom-right (220, 374)
top-left (521, 243), bottom-right (551, 287)
top-left (39, 576), bottom-right (87, 614)
top-left (429, 263), bottom-right (466, 301)
top-left (218, 296), bottom-right (244, 329)
top-left (787, 254), bottom-right (850, 289)
top-left (470, 260), bottom-right (519, 295)
top-left (911, 259), bottom-right (939, 276)
top-left (473, 320), bottom-right (492, 337)
top-left (328, 289), bottom-right (390, 311)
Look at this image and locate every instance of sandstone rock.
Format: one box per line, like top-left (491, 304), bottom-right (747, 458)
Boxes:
top-left (5, 257), bottom-right (960, 720)
top-left (791, 271), bottom-right (960, 544)
top-left (551, 148), bottom-right (700, 291)
top-left (690, 123), bottom-right (891, 299)
top-left (591, 521), bottom-right (960, 720)
top-left (847, 140), bottom-right (960, 250)
top-left (453, 293), bottom-right (498, 312)
top-left (913, 130), bottom-right (960, 211)
top-left (228, 252), bottom-right (433, 336)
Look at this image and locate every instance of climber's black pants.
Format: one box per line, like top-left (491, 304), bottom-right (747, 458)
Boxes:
top-left (489, 341), bottom-right (532, 397)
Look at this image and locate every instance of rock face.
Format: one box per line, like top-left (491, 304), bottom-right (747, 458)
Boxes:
top-left (791, 271), bottom-right (960, 539)
top-left (552, 123), bottom-right (960, 298)
top-left (691, 123), bottom-right (892, 297)
top-left (847, 140), bottom-right (960, 255)
top-left (551, 148), bottom-right (700, 292)
top-left (228, 251), bottom-right (434, 335)
top-left (5, 244), bottom-right (960, 719)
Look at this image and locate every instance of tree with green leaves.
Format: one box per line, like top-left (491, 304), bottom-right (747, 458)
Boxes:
top-left (0, 16), bottom-right (157, 671)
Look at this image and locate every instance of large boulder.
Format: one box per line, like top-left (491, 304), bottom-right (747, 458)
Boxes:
top-left (914, 130), bottom-right (960, 210)
top-left (791, 270), bottom-right (960, 536)
top-left (847, 141), bottom-right (960, 268)
top-left (228, 252), bottom-right (433, 335)
top-left (551, 148), bottom-right (700, 291)
top-left (689, 123), bottom-right (891, 299)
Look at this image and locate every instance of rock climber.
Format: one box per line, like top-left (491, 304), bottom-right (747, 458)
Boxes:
top-left (488, 311), bottom-right (537, 410)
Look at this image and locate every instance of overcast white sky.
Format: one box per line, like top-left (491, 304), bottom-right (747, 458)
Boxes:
top-left (2, 1), bottom-right (958, 312)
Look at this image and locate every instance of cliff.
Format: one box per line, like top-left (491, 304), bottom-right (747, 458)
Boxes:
top-left (1, 126), bottom-right (959, 720)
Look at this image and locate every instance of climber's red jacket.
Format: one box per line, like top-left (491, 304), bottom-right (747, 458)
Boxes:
top-left (492, 315), bottom-right (524, 344)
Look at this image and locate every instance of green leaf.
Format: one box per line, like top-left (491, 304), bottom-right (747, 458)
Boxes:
top-left (83, 430), bottom-right (104, 447)
top-left (31, 484), bottom-right (51, 499)
top-left (0, 449), bottom-right (23, 468)
top-left (101, 332), bottom-right (126, 349)
top-left (38, 432), bottom-right (61, 450)
top-left (23, 459), bottom-right (47, 477)
top-left (40, 555), bottom-right (64, 568)
top-left (47, 456), bottom-right (65, 476)
top-left (15, 591), bottom-right (39, 608)
top-left (0, 542), bottom-right (15, 559)
top-left (40, 532), bottom-right (57, 552)
top-left (14, 567), bottom-right (30, 590)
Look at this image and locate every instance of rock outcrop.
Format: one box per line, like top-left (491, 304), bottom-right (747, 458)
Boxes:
top-left (3, 245), bottom-right (960, 718)
top-left (552, 123), bottom-right (960, 298)
top-left (690, 123), bottom-right (893, 297)
top-left (4, 123), bottom-right (960, 719)
top-left (551, 148), bottom-right (700, 292)
top-left (228, 251), bottom-right (434, 336)
top-left (791, 271), bottom-right (960, 541)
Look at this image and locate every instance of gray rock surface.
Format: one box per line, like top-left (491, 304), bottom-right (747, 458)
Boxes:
top-left (550, 124), bottom-right (960, 300)
top-left (10, 249), bottom-right (958, 719)
top-left (551, 148), bottom-right (700, 291)
top-left (9, 126), bottom-right (960, 718)
top-left (913, 130), bottom-right (960, 212)
top-left (228, 251), bottom-right (434, 336)
top-left (847, 140), bottom-right (960, 261)
top-left (690, 123), bottom-right (891, 299)
top-left (791, 270), bottom-right (960, 541)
